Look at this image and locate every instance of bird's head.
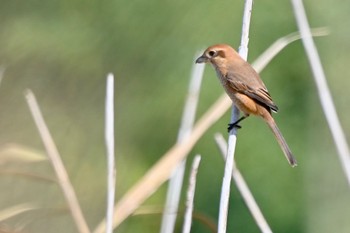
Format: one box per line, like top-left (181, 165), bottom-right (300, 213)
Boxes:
top-left (195, 44), bottom-right (239, 67)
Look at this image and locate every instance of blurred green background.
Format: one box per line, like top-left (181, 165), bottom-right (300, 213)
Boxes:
top-left (0, 0), bottom-right (350, 232)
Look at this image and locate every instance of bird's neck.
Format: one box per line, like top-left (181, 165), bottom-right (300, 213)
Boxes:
top-left (212, 64), bottom-right (229, 87)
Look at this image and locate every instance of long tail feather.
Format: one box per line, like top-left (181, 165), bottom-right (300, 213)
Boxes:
top-left (265, 116), bottom-right (297, 167)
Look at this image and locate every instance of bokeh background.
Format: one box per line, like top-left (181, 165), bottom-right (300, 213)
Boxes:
top-left (0, 0), bottom-right (350, 232)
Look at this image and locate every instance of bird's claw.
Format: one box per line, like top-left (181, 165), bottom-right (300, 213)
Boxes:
top-left (227, 123), bottom-right (241, 132)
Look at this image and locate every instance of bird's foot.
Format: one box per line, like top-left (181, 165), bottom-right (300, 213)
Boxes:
top-left (227, 123), bottom-right (241, 132)
top-left (227, 116), bottom-right (247, 132)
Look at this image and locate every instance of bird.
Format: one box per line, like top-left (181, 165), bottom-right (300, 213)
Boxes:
top-left (196, 44), bottom-right (297, 167)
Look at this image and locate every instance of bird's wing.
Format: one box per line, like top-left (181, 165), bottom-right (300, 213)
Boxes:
top-left (226, 62), bottom-right (279, 112)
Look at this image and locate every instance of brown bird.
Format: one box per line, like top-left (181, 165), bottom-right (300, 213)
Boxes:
top-left (196, 44), bottom-right (297, 167)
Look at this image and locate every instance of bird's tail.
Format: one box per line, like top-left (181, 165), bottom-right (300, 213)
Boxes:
top-left (265, 115), bottom-right (297, 167)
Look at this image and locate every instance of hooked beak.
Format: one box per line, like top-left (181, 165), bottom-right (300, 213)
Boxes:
top-left (195, 55), bottom-right (208, 64)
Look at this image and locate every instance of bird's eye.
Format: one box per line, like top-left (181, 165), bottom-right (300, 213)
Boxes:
top-left (208, 50), bottom-right (217, 57)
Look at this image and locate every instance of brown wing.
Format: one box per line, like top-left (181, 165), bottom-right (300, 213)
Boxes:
top-left (226, 61), bottom-right (278, 112)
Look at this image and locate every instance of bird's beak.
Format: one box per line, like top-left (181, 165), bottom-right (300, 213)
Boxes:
top-left (195, 55), bottom-right (208, 64)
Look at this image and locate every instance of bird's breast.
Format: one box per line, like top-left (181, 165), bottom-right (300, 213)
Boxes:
top-left (214, 70), bottom-right (238, 101)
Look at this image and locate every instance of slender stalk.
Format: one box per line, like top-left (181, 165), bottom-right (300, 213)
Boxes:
top-left (0, 66), bottom-right (5, 87)
top-left (182, 155), bottom-right (201, 233)
top-left (0, 203), bottom-right (38, 222)
top-left (161, 53), bottom-right (205, 233)
top-left (218, 1), bottom-right (253, 233)
top-left (105, 73), bottom-right (116, 233)
top-left (215, 134), bottom-right (273, 233)
top-left (253, 27), bottom-right (329, 73)
top-left (291, 0), bottom-right (350, 185)
top-left (25, 90), bottom-right (90, 233)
